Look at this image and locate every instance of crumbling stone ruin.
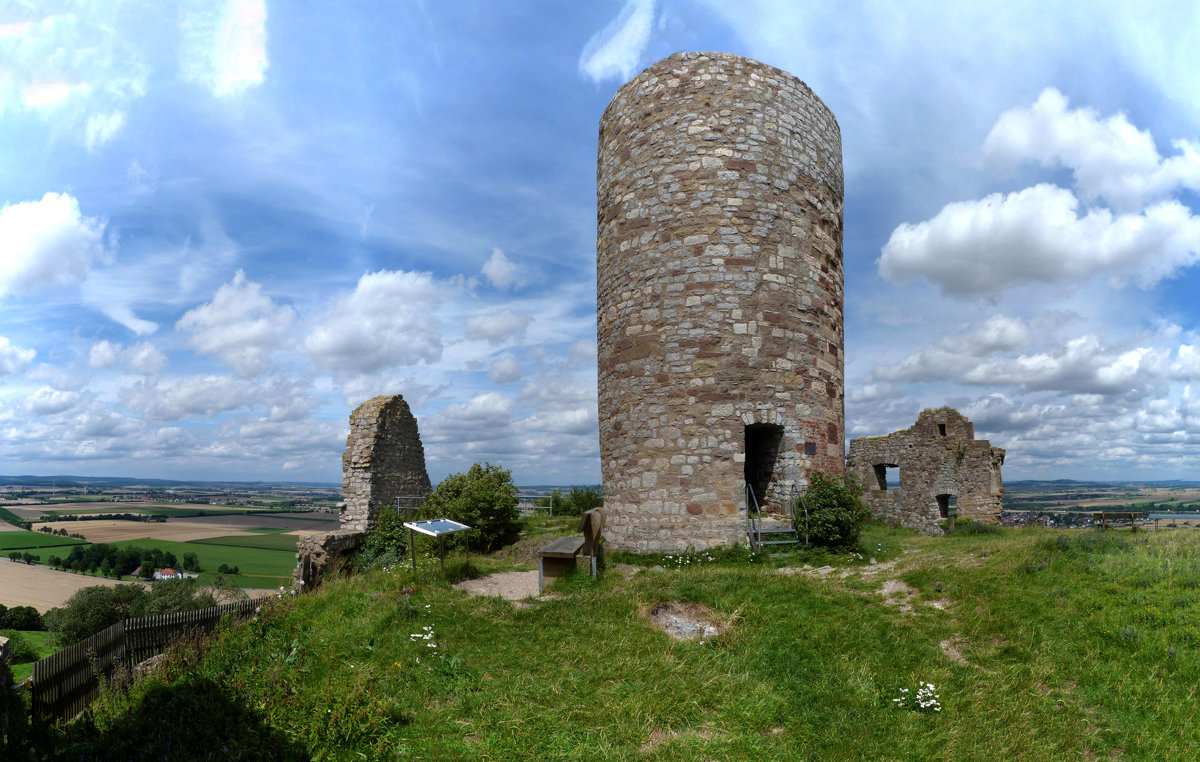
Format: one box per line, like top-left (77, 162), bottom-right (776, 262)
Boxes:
top-left (846, 408), bottom-right (1005, 534)
top-left (340, 394), bottom-right (432, 532)
top-left (596, 52), bottom-right (845, 552)
top-left (295, 394), bottom-right (432, 587)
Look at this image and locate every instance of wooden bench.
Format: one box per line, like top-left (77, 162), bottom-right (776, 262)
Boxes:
top-left (1093, 511), bottom-right (1143, 531)
top-left (538, 536), bottom-right (585, 592)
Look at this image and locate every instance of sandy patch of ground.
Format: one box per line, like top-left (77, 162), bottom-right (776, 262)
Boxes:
top-left (0, 559), bottom-right (146, 611)
top-left (33, 519), bottom-right (257, 543)
top-left (644, 600), bottom-right (728, 641)
top-left (453, 570), bottom-right (541, 601)
top-left (879, 579), bottom-right (918, 613)
top-left (640, 725), bottom-right (717, 753)
top-left (939, 638), bottom-right (969, 664)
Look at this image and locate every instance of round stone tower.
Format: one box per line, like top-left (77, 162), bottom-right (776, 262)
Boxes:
top-left (596, 51), bottom-right (845, 552)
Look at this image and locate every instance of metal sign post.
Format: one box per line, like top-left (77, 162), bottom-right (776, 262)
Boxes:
top-left (403, 518), bottom-right (472, 572)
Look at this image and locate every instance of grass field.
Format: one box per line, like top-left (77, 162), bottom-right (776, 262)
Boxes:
top-left (189, 533), bottom-right (302, 552)
top-left (0, 532), bottom-right (86, 551)
top-left (116, 538), bottom-right (297, 585)
top-left (7, 629), bottom-right (54, 682)
top-left (50, 522), bottom-right (1200, 760)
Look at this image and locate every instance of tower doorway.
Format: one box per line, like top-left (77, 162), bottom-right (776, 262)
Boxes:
top-left (745, 423), bottom-right (784, 507)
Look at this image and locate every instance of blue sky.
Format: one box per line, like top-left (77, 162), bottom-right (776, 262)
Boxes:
top-left (3, 0), bottom-right (1200, 485)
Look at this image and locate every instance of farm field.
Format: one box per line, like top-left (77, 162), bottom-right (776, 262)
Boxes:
top-left (190, 533), bottom-right (302, 552)
top-left (182, 512), bottom-right (335, 532)
top-left (0, 520), bottom-right (24, 531)
top-left (116, 538), bottom-right (298, 582)
top-left (0, 559), bottom-right (145, 611)
top-left (32, 519), bottom-right (257, 543)
top-left (0, 531), bottom-right (86, 551)
top-left (5, 506), bottom-right (48, 520)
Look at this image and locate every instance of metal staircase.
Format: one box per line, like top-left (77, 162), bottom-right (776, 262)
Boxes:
top-left (746, 482), bottom-right (807, 554)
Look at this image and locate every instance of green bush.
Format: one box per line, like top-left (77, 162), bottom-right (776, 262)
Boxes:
top-left (0, 630), bottom-right (38, 664)
top-left (354, 509), bottom-right (410, 572)
top-left (421, 463), bottom-right (520, 553)
top-left (802, 470), bottom-right (871, 549)
top-left (45, 585), bottom-right (149, 647)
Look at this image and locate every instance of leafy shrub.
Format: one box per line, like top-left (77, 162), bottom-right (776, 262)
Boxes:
top-left (421, 463), bottom-right (520, 553)
top-left (354, 509), bottom-right (410, 572)
top-left (537, 485), bottom-right (603, 516)
top-left (45, 585), bottom-right (149, 647)
top-left (0, 605), bottom-right (43, 631)
top-left (802, 470), bottom-right (871, 549)
top-left (0, 630), bottom-right (39, 663)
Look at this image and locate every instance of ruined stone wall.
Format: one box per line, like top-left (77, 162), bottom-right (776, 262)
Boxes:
top-left (294, 530), bottom-right (366, 588)
top-left (847, 408), bottom-right (1005, 534)
top-left (340, 394), bottom-right (433, 532)
top-left (597, 52), bottom-right (845, 552)
top-left (296, 395), bottom-right (433, 589)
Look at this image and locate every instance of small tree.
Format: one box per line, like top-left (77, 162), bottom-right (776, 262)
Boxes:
top-left (421, 463), bottom-right (520, 553)
top-left (802, 470), bottom-right (871, 549)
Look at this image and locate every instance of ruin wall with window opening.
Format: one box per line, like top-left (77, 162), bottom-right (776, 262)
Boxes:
top-left (596, 52), bottom-right (845, 552)
top-left (846, 407), bottom-right (1005, 534)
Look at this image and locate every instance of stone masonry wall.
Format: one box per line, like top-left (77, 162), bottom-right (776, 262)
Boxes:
top-left (340, 394), bottom-right (433, 532)
top-left (846, 408), bottom-right (1005, 534)
top-left (597, 52), bottom-right (845, 552)
top-left (296, 395), bottom-right (432, 589)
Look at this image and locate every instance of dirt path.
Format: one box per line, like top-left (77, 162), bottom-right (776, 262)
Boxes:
top-left (453, 570), bottom-right (541, 601)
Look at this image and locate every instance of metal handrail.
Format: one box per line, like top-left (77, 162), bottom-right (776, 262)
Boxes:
top-left (792, 484), bottom-right (810, 545)
top-left (746, 481), bottom-right (762, 552)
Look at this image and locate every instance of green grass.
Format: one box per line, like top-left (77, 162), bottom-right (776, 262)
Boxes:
top-left (188, 533), bottom-right (302, 552)
top-left (109, 538), bottom-right (298, 587)
top-left (0, 531), bottom-right (86, 550)
top-left (45, 524), bottom-right (1200, 760)
top-left (7, 630), bottom-right (54, 682)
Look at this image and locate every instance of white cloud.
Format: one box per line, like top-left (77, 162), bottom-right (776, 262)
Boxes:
top-left (0, 8), bottom-right (149, 145)
top-left (305, 269), bottom-right (442, 372)
top-left (119, 375), bottom-right (258, 422)
top-left (984, 88), bottom-right (1200, 211)
top-left (177, 270), bottom-right (295, 377)
top-left (482, 247), bottom-right (519, 289)
top-left (84, 110), bottom-right (126, 150)
top-left (25, 387), bottom-right (81, 416)
top-left (180, 0), bottom-right (269, 97)
top-left (488, 354), bottom-right (522, 384)
top-left (126, 342), bottom-right (168, 376)
top-left (0, 192), bottom-right (111, 297)
top-left (88, 340), bottom-right (121, 369)
top-left (464, 309), bottom-right (531, 345)
top-left (568, 339), bottom-right (597, 366)
top-left (99, 305), bottom-right (158, 337)
top-left (878, 184), bottom-right (1200, 297)
top-left (0, 337), bottom-right (36, 376)
top-left (578, 0), bottom-right (656, 84)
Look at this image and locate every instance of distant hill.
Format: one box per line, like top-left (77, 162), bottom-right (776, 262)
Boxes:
top-left (0, 474), bottom-right (339, 489)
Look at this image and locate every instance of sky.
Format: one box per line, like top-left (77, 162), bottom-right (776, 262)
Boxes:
top-left (3, 1), bottom-right (1200, 486)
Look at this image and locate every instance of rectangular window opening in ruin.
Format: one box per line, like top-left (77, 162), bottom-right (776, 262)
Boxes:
top-left (745, 423), bottom-right (784, 507)
top-left (873, 464), bottom-right (898, 491)
top-left (937, 423), bottom-right (947, 436)
top-left (937, 494), bottom-right (957, 518)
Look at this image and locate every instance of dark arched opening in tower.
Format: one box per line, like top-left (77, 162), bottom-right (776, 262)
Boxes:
top-left (745, 423), bottom-right (784, 507)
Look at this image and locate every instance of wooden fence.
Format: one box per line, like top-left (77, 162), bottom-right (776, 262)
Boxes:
top-left (30, 598), bottom-right (259, 720)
